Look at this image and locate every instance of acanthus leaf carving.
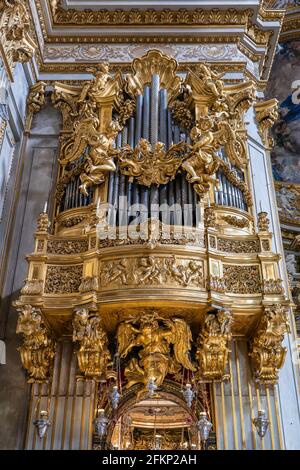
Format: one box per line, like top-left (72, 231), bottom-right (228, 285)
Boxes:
top-left (197, 308), bottom-right (233, 382)
top-left (16, 305), bottom-right (55, 383)
top-left (249, 304), bottom-right (290, 384)
top-left (72, 308), bottom-right (111, 380)
top-left (254, 98), bottom-right (279, 148)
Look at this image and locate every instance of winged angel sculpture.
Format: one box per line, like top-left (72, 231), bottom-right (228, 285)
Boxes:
top-left (117, 312), bottom-right (196, 396)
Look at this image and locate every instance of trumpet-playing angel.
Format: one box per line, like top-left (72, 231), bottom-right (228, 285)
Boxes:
top-left (117, 313), bottom-right (196, 395)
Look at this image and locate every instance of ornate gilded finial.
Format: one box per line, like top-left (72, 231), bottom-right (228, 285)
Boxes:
top-left (257, 211), bottom-right (270, 232)
top-left (37, 212), bottom-right (50, 233)
top-left (16, 304), bottom-right (55, 383)
top-left (72, 308), bottom-right (111, 380)
top-left (204, 206), bottom-right (217, 228)
top-left (249, 304), bottom-right (290, 384)
top-left (196, 308), bottom-right (233, 381)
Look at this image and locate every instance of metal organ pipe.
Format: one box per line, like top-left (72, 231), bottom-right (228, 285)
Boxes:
top-left (142, 85), bottom-right (150, 141)
top-left (159, 88), bottom-right (168, 148)
top-left (135, 94), bottom-right (143, 145)
top-left (150, 74), bottom-right (160, 147)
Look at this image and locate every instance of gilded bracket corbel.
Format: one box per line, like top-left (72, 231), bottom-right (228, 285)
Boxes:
top-left (72, 307), bottom-right (111, 380)
top-left (0, 0), bottom-right (36, 79)
top-left (249, 304), bottom-right (290, 384)
top-left (254, 98), bottom-right (279, 148)
top-left (196, 308), bottom-right (233, 382)
top-left (25, 81), bottom-right (47, 132)
top-left (15, 304), bottom-right (55, 383)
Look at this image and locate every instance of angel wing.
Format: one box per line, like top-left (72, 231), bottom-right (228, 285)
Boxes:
top-left (165, 141), bottom-right (192, 162)
top-left (170, 318), bottom-right (196, 371)
top-left (117, 322), bottom-right (139, 358)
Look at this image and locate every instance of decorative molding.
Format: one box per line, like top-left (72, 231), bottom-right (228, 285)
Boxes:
top-left (21, 279), bottom-right (43, 295)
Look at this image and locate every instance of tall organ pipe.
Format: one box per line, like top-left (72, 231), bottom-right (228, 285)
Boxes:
top-left (159, 88), bottom-right (168, 148)
top-left (135, 94), bottom-right (143, 146)
top-left (150, 74), bottom-right (160, 147)
top-left (167, 109), bottom-right (173, 149)
top-left (142, 86), bottom-right (150, 141)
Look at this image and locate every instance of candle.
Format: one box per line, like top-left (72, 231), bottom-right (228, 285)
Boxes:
top-left (43, 202), bottom-right (48, 213)
top-left (259, 200), bottom-right (262, 212)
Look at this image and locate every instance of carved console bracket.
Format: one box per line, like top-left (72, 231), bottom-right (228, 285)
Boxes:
top-left (249, 304), bottom-right (290, 384)
top-left (72, 307), bottom-right (111, 381)
top-left (15, 304), bottom-right (55, 383)
top-left (196, 308), bottom-right (233, 382)
top-left (0, 0), bottom-right (36, 78)
top-left (25, 81), bottom-right (46, 132)
top-left (254, 98), bottom-right (279, 148)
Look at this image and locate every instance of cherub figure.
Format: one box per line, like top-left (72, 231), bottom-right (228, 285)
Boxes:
top-left (101, 259), bottom-right (130, 286)
top-left (137, 257), bottom-right (161, 284)
top-left (78, 62), bottom-right (111, 103)
top-left (79, 120), bottom-right (121, 196)
top-left (181, 116), bottom-right (220, 190)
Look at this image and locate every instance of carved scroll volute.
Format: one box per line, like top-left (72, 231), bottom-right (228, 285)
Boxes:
top-left (25, 81), bottom-right (46, 132)
top-left (72, 308), bottom-right (111, 381)
top-left (249, 304), bottom-right (290, 384)
top-left (51, 82), bottom-right (81, 132)
top-left (196, 308), bottom-right (233, 382)
top-left (254, 98), bottom-right (279, 148)
top-left (185, 64), bottom-right (225, 118)
top-left (16, 304), bottom-right (55, 383)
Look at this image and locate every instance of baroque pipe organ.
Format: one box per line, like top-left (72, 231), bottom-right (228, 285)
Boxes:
top-left (15, 50), bottom-right (291, 450)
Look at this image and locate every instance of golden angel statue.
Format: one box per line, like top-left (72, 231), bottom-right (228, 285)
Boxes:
top-left (78, 63), bottom-right (111, 103)
top-left (181, 116), bottom-right (220, 196)
top-left (117, 312), bottom-right (196, 396)
top-left (79, 120), bottom-right (121, 196)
